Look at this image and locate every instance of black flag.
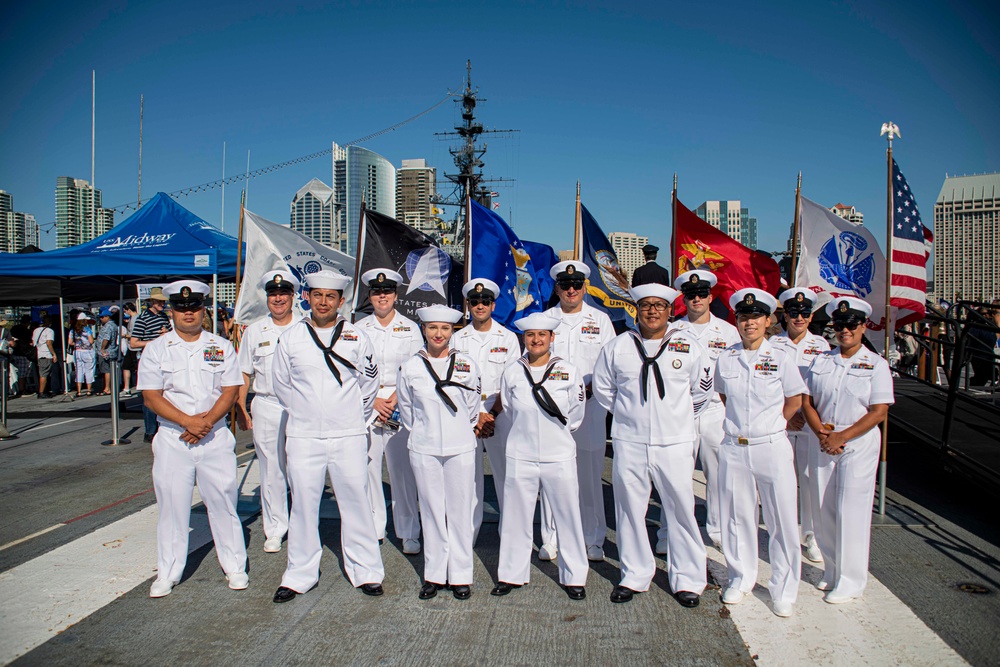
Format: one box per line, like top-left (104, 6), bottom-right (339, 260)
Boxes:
top-left (354, 209), bottom-right (465, 321)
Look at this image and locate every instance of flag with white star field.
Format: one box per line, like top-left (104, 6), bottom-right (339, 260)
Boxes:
top-left (890, 159), bottom-right (928, 325)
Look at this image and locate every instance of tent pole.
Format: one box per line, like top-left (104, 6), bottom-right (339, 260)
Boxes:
top-left (59, 297), bottom-right (69, 395)
top-left (213, 273), bottom-right (219, 332)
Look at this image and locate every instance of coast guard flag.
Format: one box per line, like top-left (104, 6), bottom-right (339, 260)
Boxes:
top-left (888, 159), bottom-right (929, 327)
top-left (233, 209), bottom-right (355, 325)
top-left (468, 199), bottom-right (547, 327)
top-left (580, 204), bottom-right (636, 325)
top-left (795, 196), bottom-right (888, 331)
top-left (520, 240), bottom-right (558, 308)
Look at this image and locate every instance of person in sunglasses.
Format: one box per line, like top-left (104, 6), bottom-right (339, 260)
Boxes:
top-left (668, 269), bottom-right (740, 553)
top-left (770, 287), bottom-right (830, 564)
top-left (801, 297), bottom-right (894, 605)
top-left (540, 260), bottom-right (616, 564)
top-left (271, 271), bottom-right (385, 603)
top-left (592, 284), bottom-right (712, 607)
top-left (451, 278), bottom-right (521, 544)
top-left (714, 288), bottom-right (806, 618)
top-left (356, 268), bottom-right (425, 553)
top-left (397, 305), bottom-right (481, 600)
top-left (492, 312), bottom-right (588, 600)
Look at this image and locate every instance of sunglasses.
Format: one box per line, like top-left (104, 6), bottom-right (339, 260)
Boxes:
top-left (784, 307), bottom-right (812, 317)
top-left (172, 302), bottom-right (204, 313)
top-left (831, 319), bottom-right (863, 331)
top-left (467, 297), bottom-right (494, 307)
top-left (369, 287), bottom-right (396, 296)
top-left (682, 287), bottom-right (712, 299)
top-left (557, 279), bottom-right (586, 291)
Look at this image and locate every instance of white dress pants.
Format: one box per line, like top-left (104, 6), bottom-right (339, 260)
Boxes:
top-left (499, 457), bottom-right (589, 586)
top-left (718, 434), bottom-right (801, 604)
top-left (369, 425), bottom-right (420, 541)
top-left (613, 439), bottom-right (707, 593)
top-left (811, 429), bottom-right (880, 597)
top-left (250, 396), bottom-right (289, 541)
top-left (473, 414), bottom-right (510, 543)
top-left (410, 449), bottom-right (475, 586)
top-left (542, 399), bottom-right (606, 550)
top-left (788, 429), bottom-right (820, 541)
top-left (682, 407), bottom-right (725, 545)
top-left (281, 434), bottom-right (384, 592)
top-left (152, 426), bottom-right (247, 584)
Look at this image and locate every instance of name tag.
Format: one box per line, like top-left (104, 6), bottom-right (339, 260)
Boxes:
top-left (257, 341), bottom-right (270, 348)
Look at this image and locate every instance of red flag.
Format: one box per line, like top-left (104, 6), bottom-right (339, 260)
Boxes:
top-left (671, 197), bottom-right (782, 319)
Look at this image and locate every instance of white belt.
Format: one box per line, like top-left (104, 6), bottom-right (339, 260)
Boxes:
top-left (726, 433), bottom-right (785, 446)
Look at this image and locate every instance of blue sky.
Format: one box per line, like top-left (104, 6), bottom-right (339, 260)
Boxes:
top-left (1, 0), bottom-right (997, 257)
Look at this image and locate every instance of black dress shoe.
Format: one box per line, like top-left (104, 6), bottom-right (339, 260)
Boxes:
top-left (360, 583), bottom-right (384, 596)
top-left (419, 582), bottom-right (445, 600)
top-left (610, 585), bottom-right (635, 603)
top-left (565, 586), bottom-right (586, 600)
top-left (490, 582), bottom-right (521, 596)
top-left (675, 591), bottom-right (700, 608)
top-left (143, 434), bottom-right (154, 443)
top-left (273, 586), bottom-right (298, 603)
top-left (451, 584), bottom-right (471, 600)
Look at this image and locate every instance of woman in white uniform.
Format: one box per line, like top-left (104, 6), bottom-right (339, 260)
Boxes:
top-left (802, 297), bottom-right (894, 604)
top-left (397, 305), bottom-right (481, 600)
top-left (713, 288), bottom-right (806, 618)
top-left (493, 312), bottom-right (588, 600)
top-left (771, 287), bottom-right (830, 563)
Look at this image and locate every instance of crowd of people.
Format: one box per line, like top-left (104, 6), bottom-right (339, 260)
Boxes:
top-left (132, 256), bottom-right (900, 621)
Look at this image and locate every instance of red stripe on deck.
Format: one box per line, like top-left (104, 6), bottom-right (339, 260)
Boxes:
top-left (64, 487), bottom-right (155, 524)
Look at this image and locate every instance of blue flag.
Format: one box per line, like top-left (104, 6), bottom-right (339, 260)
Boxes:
top-left (580, 203), bottom-right (636, 325)
top-left (468, 200), bottom-right (548, 327)
top-left (520, 239), bottom-right (558, 308)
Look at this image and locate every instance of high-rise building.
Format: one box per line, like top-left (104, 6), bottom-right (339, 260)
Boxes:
top-left (0, 190), bottom-right (11, 216)
top-left (55, 177), bottom-right (114, 248)
top-left (331, 143), bottom-right (395, 255)
top-left (608, 231), bottom-right (649, 281)
top-left (290, 178), bottom-right (336, 246)
top-left (695, 200), bottom-right (757, 249)
top-left (396, 159), bottom-right (438, 234)
top-left (830, 203), bottom-right (864, 225)
top-left (933, 173), bottom-right (1000, 302)
top-left (0, 189), bottom-right (41, 253)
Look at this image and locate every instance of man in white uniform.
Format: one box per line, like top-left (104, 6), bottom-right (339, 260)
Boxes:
top-left (138, 280), bottom-right (248, 598)
top-left (770, 287), bottom-right (829, 563)
top-left (541, 260), bottom-right (616, 563)
top-left (356, 269), bottom-right (425, 553)
top-left (236, 270), bottom-right (301, 554)
top-left (271, 271), bottom-right (385, 603)
top-left (593, 284), bottom-right (712, 606)
top-left (667, 269), bottom-right (739, 552)
top-left (451, 278), bottom-right (521, 543)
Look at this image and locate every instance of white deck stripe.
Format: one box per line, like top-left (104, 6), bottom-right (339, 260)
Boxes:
top-left (0, 524), bottom-right (66, 552)
top-left (11, 418), bottom-right (85, 436)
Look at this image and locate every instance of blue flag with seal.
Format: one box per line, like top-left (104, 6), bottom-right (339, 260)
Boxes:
top-left (520, 239), bottom-right (558, 308)
top-left (580, 203), bottom-right (636, 325)
top-left (468, 199), bottom-right (548, 327)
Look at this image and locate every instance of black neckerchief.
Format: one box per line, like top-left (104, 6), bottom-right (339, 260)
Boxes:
top-left (628, 329), bottom-right (678, 402)
top-left (419, 351), bottom-right (475, 413)
top-left (519, 357), bottom-right (567, 425)
top-left (304, 319), bottom-right (356, 386)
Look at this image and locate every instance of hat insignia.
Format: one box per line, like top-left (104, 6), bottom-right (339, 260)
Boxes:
top-left (274, 275), bottom-right (282, 284)
top-left (567, 265), bottom-right (575, 275)
top-left (745, 293), bottom-right (754, 305)
top-left (690, 274), bottom-right (699, 284)
top-left (181, 286), bottom-right (191, 298)
top-left (795, 293), bottom-right (804, 302)
top-left (839, 300), bottom-right (849, 312)
top-left (475, 283), bottom-right (484, 293)
top-left (377, 272), bottom-right (386, 283)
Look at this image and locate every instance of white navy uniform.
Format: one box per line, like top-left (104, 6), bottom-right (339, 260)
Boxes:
top-left (397, 349), bottom-right (481, 585)
top-left (593, 329), bottom-right (712, 594)
top-left (356, 311), bottom-right (424, 541)
top-left (771, 330), bottom-right (829, 544)
top-left (543, 303), bottom-right (616, 551)
top-left (498, 356), bottom-right (588, 587)
top-left (137, 330), bottom-right (246, 585)
top-left (272, 318), bottom-right (384, 592)
top-left (672, 315), bottom-right (740, 546)
top-left (451, 319), bottom-right (521, 540)
top-left (804, 347), bottom-right (894, 598)
top-left (714, 338), bottom-right (807, 604)
top-left (238, 313), bottom-right (301, 544)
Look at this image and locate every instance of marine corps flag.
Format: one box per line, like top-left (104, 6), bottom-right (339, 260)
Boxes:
top-left (579, 203), bottom-right (636, 325)
top-left (353, 208), bottom-right (465, 321)
top-left (672, 197), bottom-right (782, 319)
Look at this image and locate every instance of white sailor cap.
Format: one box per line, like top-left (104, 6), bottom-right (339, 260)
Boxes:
top-left (630, 284), bottom-right (681, 304)
top-left (513, 312), bottom-right (561, 332)
top-left (462, 278), bottom-right (500, 299)
top-left (304, 270), bottom-right (351, 291)
top-left (260, 269), bottom-right (300, 292)
top-left (416, 305), bottom-right (464, 324)
top-left (778, 287), bottom-right (817, 308)
top-left (674, 269), bottom-right (718, 292)
top-left (76, 312), bottom-right (93, 321)
top-left (825, 296), bottom-right (873, 319)
top-left (361, 268), bottom-right (403, 288)
top-left (163, 280), bottom-right (211, 303)
top-left (550, 260), bottom-right (591, 281)
top-left (729, 288), bottom-right (777, 316)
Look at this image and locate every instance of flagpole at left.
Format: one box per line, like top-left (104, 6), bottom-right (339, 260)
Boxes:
top-left (877, 121), bottom-right (900, 517)
top-left (574, 182), bottom-right (582, 262)
top-left (671, 173), bottom-right (677, 279)
top-left (230, 192), bottom-right (247, 436)
top-left (790, 172), bottom-right (802, 282)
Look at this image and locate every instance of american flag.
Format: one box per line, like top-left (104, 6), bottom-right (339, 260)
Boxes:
top-left (890, 159), bottom-right (929, 325)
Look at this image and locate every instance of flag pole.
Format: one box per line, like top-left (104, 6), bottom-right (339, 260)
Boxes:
top-left (790, 172), bottom-right (802, 281)
top-left (351, 198), bottom-right (367, 320)
top-left (464, 194), bottom-right (472, 285)
top-left (574, 182), bottom-right (582, 261)
top-left (877, 121), bottom-right (899, 517)
top-left (671, 173), bottom-right (677, 279)
top-left (229, 192), bottom-right (246, 436)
